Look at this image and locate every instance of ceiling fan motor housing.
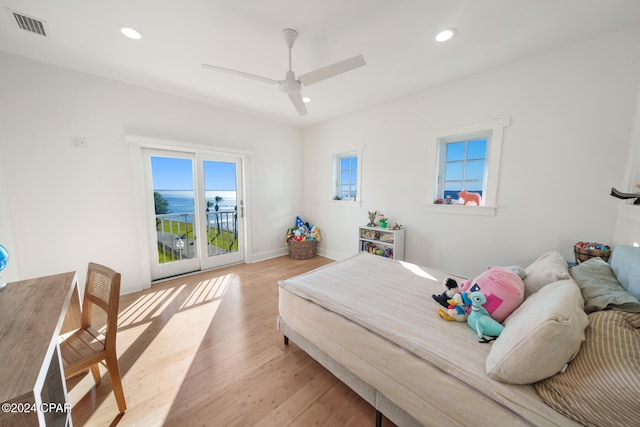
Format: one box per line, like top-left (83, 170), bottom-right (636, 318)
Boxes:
top-left (279, 70), bottom-right (301, 94)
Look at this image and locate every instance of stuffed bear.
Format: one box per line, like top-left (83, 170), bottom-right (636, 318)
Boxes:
top-left (457, 266), bottom-right (525, 322)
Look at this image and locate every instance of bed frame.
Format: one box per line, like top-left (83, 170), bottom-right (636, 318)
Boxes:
top-left (278, 315), bottom-right (422, 426)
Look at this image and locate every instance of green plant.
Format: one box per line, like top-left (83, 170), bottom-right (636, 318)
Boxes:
top-left (154, 192), bottom-right (169, 214)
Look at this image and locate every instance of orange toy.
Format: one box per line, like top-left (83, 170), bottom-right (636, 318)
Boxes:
top-left (457, 190), bottom-right (481, 206)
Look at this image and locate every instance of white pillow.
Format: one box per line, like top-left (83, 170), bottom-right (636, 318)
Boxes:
top-left (523, 251), bottom-right (570, 297)
top-left (486, 279), bottom-right (588, 384)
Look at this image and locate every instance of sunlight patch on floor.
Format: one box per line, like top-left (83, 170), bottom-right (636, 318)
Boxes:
top-left (181, 273), bottom-right (232, 309)
top-left (69, 273), bottom-right (232, 425)
top-left (119, 285), bottom-right (186, 327)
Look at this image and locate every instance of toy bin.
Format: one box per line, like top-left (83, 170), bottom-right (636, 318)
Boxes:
top-left (574, 242), bottom-right (612, 264)
top-left (288, 240), bottom-right (317, 260)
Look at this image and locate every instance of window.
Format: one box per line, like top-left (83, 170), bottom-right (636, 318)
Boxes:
top-left (332, 146), bottom-right (363, 204)
top-left (429, 117), bottom-right (510, 215)
top-left (438, 132), bottom-right (489, 204)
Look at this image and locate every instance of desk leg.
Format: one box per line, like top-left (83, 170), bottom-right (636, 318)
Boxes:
top-left (61, 284), bottom-right (81, 334)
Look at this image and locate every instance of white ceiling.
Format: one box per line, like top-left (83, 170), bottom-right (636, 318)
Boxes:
top-left (2, 0), bottom-right (640, 127)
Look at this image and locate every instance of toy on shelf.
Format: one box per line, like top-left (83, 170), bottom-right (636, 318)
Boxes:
top-left (367, 211), bottom-right (377, 227)
top-left (361, 240), bottom-right (394, 258)
top-left (377, 213), bottom-right (388, 228)
top-left (360, 229), bottom-right (380, 240)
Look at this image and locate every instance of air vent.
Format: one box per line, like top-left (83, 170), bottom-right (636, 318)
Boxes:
top-left (6, 8), bottom-right (48, 36)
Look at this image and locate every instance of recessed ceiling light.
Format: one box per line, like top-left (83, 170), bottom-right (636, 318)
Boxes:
top-left (434, 28), bottom-right (456, 43)
top-left (119, 26), bottom-right (142, 40)
top-left (302, 97), bottom-right (311, 103)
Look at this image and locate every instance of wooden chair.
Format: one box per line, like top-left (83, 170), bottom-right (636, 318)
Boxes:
top-left (60, 262), bottom-right (127, 413)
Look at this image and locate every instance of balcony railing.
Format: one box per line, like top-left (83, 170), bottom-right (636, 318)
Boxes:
top-left (156, 210), bottom-right (238, 263)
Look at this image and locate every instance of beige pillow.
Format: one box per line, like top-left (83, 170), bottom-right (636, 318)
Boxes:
top-left (535, 310), bottom-right (640, 427)
top-left (523, 251), bottom-right (570, 297)
top-left (486, 279), bottom-right (588, 384)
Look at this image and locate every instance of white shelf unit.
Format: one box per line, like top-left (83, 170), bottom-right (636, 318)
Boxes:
top-left (358, 225), bottom-right (405, 260)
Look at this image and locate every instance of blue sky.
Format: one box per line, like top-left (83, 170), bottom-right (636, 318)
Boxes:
top-left (151, 157), bottom-right (237, 191)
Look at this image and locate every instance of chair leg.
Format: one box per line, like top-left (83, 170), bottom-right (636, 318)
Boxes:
top-left (105, 356), bottom-right (127, 413)
top-left (90, 364), bottom-right (101, 385)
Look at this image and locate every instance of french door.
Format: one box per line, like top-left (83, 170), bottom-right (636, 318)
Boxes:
top-left (144, 149), bottom-right (244, 281)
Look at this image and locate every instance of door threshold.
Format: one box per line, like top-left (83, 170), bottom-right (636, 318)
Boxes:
top-left (151, 261), bottom-right (246, 285)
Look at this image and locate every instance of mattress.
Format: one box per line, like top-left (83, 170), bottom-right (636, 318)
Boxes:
top-left (278, 253), bottom-right (578, 427)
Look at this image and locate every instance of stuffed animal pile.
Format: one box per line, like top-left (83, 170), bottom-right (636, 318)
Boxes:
top-left (432, 266), bottom-right (526, 342)
top-left (286, 216), bottom-right (322, 242)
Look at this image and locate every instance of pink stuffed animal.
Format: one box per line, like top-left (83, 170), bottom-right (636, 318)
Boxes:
top-left (457, 190), bottom-right (481, 206)
top-left (457, 267), bottom-right (525, 322)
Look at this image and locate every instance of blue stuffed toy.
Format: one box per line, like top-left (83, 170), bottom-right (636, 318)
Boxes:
top-left (467, 291), bottom-right (504, 343)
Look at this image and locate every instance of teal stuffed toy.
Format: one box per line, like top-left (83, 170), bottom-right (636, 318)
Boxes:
top-left (467, 291), bottom-right (504, 343)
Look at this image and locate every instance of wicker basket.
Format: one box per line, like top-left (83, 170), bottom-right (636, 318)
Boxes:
top-left (288, 240), bottom-right (317, 260)
top-left (574, 244), bottom-right (611, 264)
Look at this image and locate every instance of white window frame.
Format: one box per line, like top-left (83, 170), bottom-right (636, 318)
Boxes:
top-left (436, 130), bottom-right (490, 205)
top-left (426, 117), bottom-right (510, 216)
top-left (330, 145), bottom-right (363, 207)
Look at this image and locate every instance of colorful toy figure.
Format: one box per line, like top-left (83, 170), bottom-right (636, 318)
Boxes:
top-left (438, 292), bottom-right (471, 322)
top-left (367, 211), bottom-right (377, 227)
top-left (378, 213), bottom-right (388, 228)
top-left (286, 216), bottom-right (322, 242)
top-left (467, 291), bottom-right (504, 342)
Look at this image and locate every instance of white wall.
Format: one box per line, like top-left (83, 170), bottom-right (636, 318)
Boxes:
top-left (303, 25), bottom-right (640, 277)
top-left (0, 52), bottom-right (302, 293)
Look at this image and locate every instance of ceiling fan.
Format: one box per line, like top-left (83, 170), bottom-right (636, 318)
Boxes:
top-left (201, 28), bottom-right (366, 116)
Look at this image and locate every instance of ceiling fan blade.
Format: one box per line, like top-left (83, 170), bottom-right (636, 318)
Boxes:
top-left (201, 63), bottom-right (278, 85)
top-left (298, 54), bottom-right (366, 86)
top-left (288, 93), bottom-right (308, 116)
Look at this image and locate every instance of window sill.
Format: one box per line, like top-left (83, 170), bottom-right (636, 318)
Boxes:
top-left (424, 204), bottom-right (496, 216)
top-left (329, 200), bottom-right (362, 208)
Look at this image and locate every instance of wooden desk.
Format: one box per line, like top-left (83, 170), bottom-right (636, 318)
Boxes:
top-left (0, 272), bottom-right (80, 427)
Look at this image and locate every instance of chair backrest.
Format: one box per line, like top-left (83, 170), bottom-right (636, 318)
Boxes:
top-left (82, 262), bottom-right (121, 351)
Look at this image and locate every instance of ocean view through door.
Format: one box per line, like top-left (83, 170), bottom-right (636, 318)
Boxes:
top-left (145, 149), bottom-right (244, 281)
top-left (199, 155), bottom-right (244, 270)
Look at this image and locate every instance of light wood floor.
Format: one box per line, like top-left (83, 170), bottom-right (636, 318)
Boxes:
top-left (68, 255), bottom-right (397, 426)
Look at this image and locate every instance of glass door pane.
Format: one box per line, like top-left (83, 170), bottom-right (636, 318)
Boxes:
top-left (198, 155), bottom-right (244, 270)
top-left (146, 151), bottom-right (201, 280)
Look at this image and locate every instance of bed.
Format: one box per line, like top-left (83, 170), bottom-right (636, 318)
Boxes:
top-left (277, 248), bottom-right (640, 427)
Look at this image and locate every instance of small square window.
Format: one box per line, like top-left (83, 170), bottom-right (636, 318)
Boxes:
top-left (430, 117), bottom-right (510, 212)
top-left (438, 133), bottom-right (489, 204)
